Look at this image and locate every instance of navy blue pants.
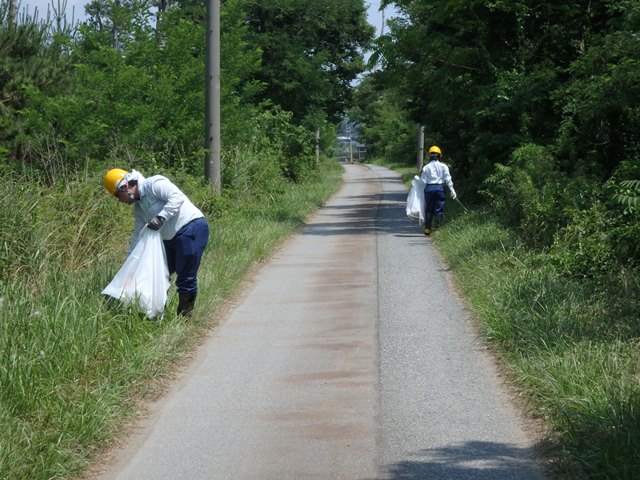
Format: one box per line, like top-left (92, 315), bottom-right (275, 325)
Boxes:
top-left (164, 218), bottom-right (209, 294)
top-left (424, 184), bottom-right (446, 217)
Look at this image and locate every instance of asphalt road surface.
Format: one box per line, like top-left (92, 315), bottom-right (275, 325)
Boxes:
top-left (96, 163), bottom-right (545, 480)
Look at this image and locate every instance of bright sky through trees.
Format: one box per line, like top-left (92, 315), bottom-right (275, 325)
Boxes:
top-left (23, 0), bottom-right (396, 30)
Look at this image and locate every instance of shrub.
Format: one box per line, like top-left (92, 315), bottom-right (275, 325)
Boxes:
top-left (550, 191), bottom-right (640, 280)
top-left (481, 144), bottom-right (565, 247)
top-left (549, 203), bottom-right (618, 279)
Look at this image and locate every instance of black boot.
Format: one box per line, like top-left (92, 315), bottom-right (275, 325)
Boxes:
top-left (177, 292), bottom-right (197, 317)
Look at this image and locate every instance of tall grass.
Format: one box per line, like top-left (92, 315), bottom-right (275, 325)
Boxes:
top-left (434, 207), bottom-right (640, 479)
top-left (0, 156), bottom-right (343, 479)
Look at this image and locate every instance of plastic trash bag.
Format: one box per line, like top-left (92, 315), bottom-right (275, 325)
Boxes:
top-left (406, 175), bottom-right (426, 225)
top-left (102, 228), bottom-right (170, 319)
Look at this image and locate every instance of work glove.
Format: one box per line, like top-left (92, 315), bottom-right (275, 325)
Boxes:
top-left (451, 191), bottom-right (457, 200)
top-left (147, 215), bottom-right (165, 231)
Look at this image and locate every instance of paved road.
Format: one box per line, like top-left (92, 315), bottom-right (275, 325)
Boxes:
top-left (96, 163), bottom-right (545, 480)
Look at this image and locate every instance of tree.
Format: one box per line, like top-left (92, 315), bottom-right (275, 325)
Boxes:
top-left (555, 0), bottom-right (640, 178)
top-left (40, 0), bottom-right (266, 172)
top-left (371, 1), bottom-right (638, 184)
top-left (241, 0), bottom-right (374, 126)
top-left (0, 6), bottom-right (70, 163)
top-left (350, 74), bottom-right (415, 163)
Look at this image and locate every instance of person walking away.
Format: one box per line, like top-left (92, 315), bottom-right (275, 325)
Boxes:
top-left (420, 145), bottom-right (457, 235)
top-left (103, 168), bottom-right (209, 317)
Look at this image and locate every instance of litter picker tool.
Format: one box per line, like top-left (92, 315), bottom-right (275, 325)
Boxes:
top-left (455, 197), bottom-right (469, 213)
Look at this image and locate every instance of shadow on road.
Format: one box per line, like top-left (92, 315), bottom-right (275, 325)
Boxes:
top-left (376, 441), bottom-right (544, 480)
top-left (302, 189), bottom-right (421, 238)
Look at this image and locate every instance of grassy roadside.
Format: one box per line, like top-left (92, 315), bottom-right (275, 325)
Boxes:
top-left (371, 158), bottom-right (639, 479)
top-left (3, 156), bottom-right (637, 479)
top-left (0, 158), bottom-right (343, 480)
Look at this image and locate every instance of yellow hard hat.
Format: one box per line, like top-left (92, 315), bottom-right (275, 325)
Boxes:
top-left (103, 168), bottom-right (128, 195)
top-left (428, 145), bottom-right (442, 156)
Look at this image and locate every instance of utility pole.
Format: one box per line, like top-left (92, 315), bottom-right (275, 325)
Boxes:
top-left (315, 128), bottom-right (320, 163)
top-left (347, 125), bottom-right (353, 164)
top-left (9, 0), bottom-right (17, 26)
top-left (205, 0), bottom-right (221, 194)
top-left (417, 125), bottom-right (425, 171)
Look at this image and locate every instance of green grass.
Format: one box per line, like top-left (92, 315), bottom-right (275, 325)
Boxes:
top-left (0, 157), bottom-right (343, 480)
top-left (431, 203), bottom-right (640, 479)
top-left (3, 156), bottom-right (638, 479)
top-left (371, 156), bottom-right (639, 479)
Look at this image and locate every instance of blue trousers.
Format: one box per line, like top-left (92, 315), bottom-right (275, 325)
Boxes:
top-left (164, 218), bottom-right (209, 294)
top-left (424, 184), bottom-right (446, 216)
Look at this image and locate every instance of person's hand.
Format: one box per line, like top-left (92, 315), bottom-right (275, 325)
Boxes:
top-left (451, 192), bottom-right (457, 200)
top-left (147, 216), bottom-right (165, 231)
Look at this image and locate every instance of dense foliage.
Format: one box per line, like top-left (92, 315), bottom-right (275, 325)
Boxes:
top-left (353, 0), bottom-right (640, 276)
top-left (354, 2), bottom-right (639, 478)
top-left (0, 0), bottom-right (373, 283)
top-left (0, 2), bottom-right (369, 478)
top-left (1, 0), bottom-right (373, 182)
top-left (243, 0), bottom-right (373, 127)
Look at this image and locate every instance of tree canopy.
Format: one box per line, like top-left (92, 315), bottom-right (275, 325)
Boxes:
top-left (359, 0), bottom-right (640, 183)
top-left (1, 0), bottom-right (374, 179)
top-left (353, 0), bottom-right (639, 274)
top-left (242, 0), bottom-right (374, 127)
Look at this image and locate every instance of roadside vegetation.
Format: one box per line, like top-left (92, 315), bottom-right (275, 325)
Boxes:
top-left (0, 1), bottom-right (369, 478)
top-left (372, 154), bottom-right (639, 479)
top-left (2, 0), bottom-right (639, 479)
top-left (355, 1), bottom-right (639, 478)
top-left (433, 205), bottom-right (639, 480)
top-left (0, 157), bottom-right (343, 479)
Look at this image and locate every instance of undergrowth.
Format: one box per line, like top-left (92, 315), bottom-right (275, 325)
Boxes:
top-left (434, 208), bottom-right (640, 480)
top-left (0, 156), bottom-right (343, 480)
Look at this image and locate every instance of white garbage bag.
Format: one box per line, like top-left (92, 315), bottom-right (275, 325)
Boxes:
top-left (102, 228), bottom-right (170, 319)
top-left (406, 175), bottom-right (426, 225)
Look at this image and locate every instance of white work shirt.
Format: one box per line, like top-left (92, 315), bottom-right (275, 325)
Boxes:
top-left (129, 175), bottom-right (204, 254)
top-left (420, 159), bottom-right (456, 197)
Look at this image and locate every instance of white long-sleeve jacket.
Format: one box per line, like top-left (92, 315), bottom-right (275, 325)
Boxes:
top-left (128, 173), bottom-right (204, 254)
top-left (420, 160), bottom-right (457, 198)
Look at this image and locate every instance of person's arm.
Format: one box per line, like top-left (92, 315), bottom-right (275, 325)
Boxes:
top-left (443, 165), bottom-right (457, 199)
top-left (419, 165), bottom-right (429, 184)
top-left (150, 177), bottom-right (186, 222)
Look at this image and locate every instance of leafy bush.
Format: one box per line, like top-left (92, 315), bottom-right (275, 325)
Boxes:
top-left (481, 144), bottom-right (564, 247)
top-left (614, 179), bottom-right (640, 208)
top-left (549, 203), bottom-right (618, 279)
top-left (247, 107), bottom-right (318, 182)
top-left (550, 175), bottom-right (640, 279)
top-left (435, 208), bottom-right (640, 479)
top-left (608, 160), bottom-right (640, 268)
